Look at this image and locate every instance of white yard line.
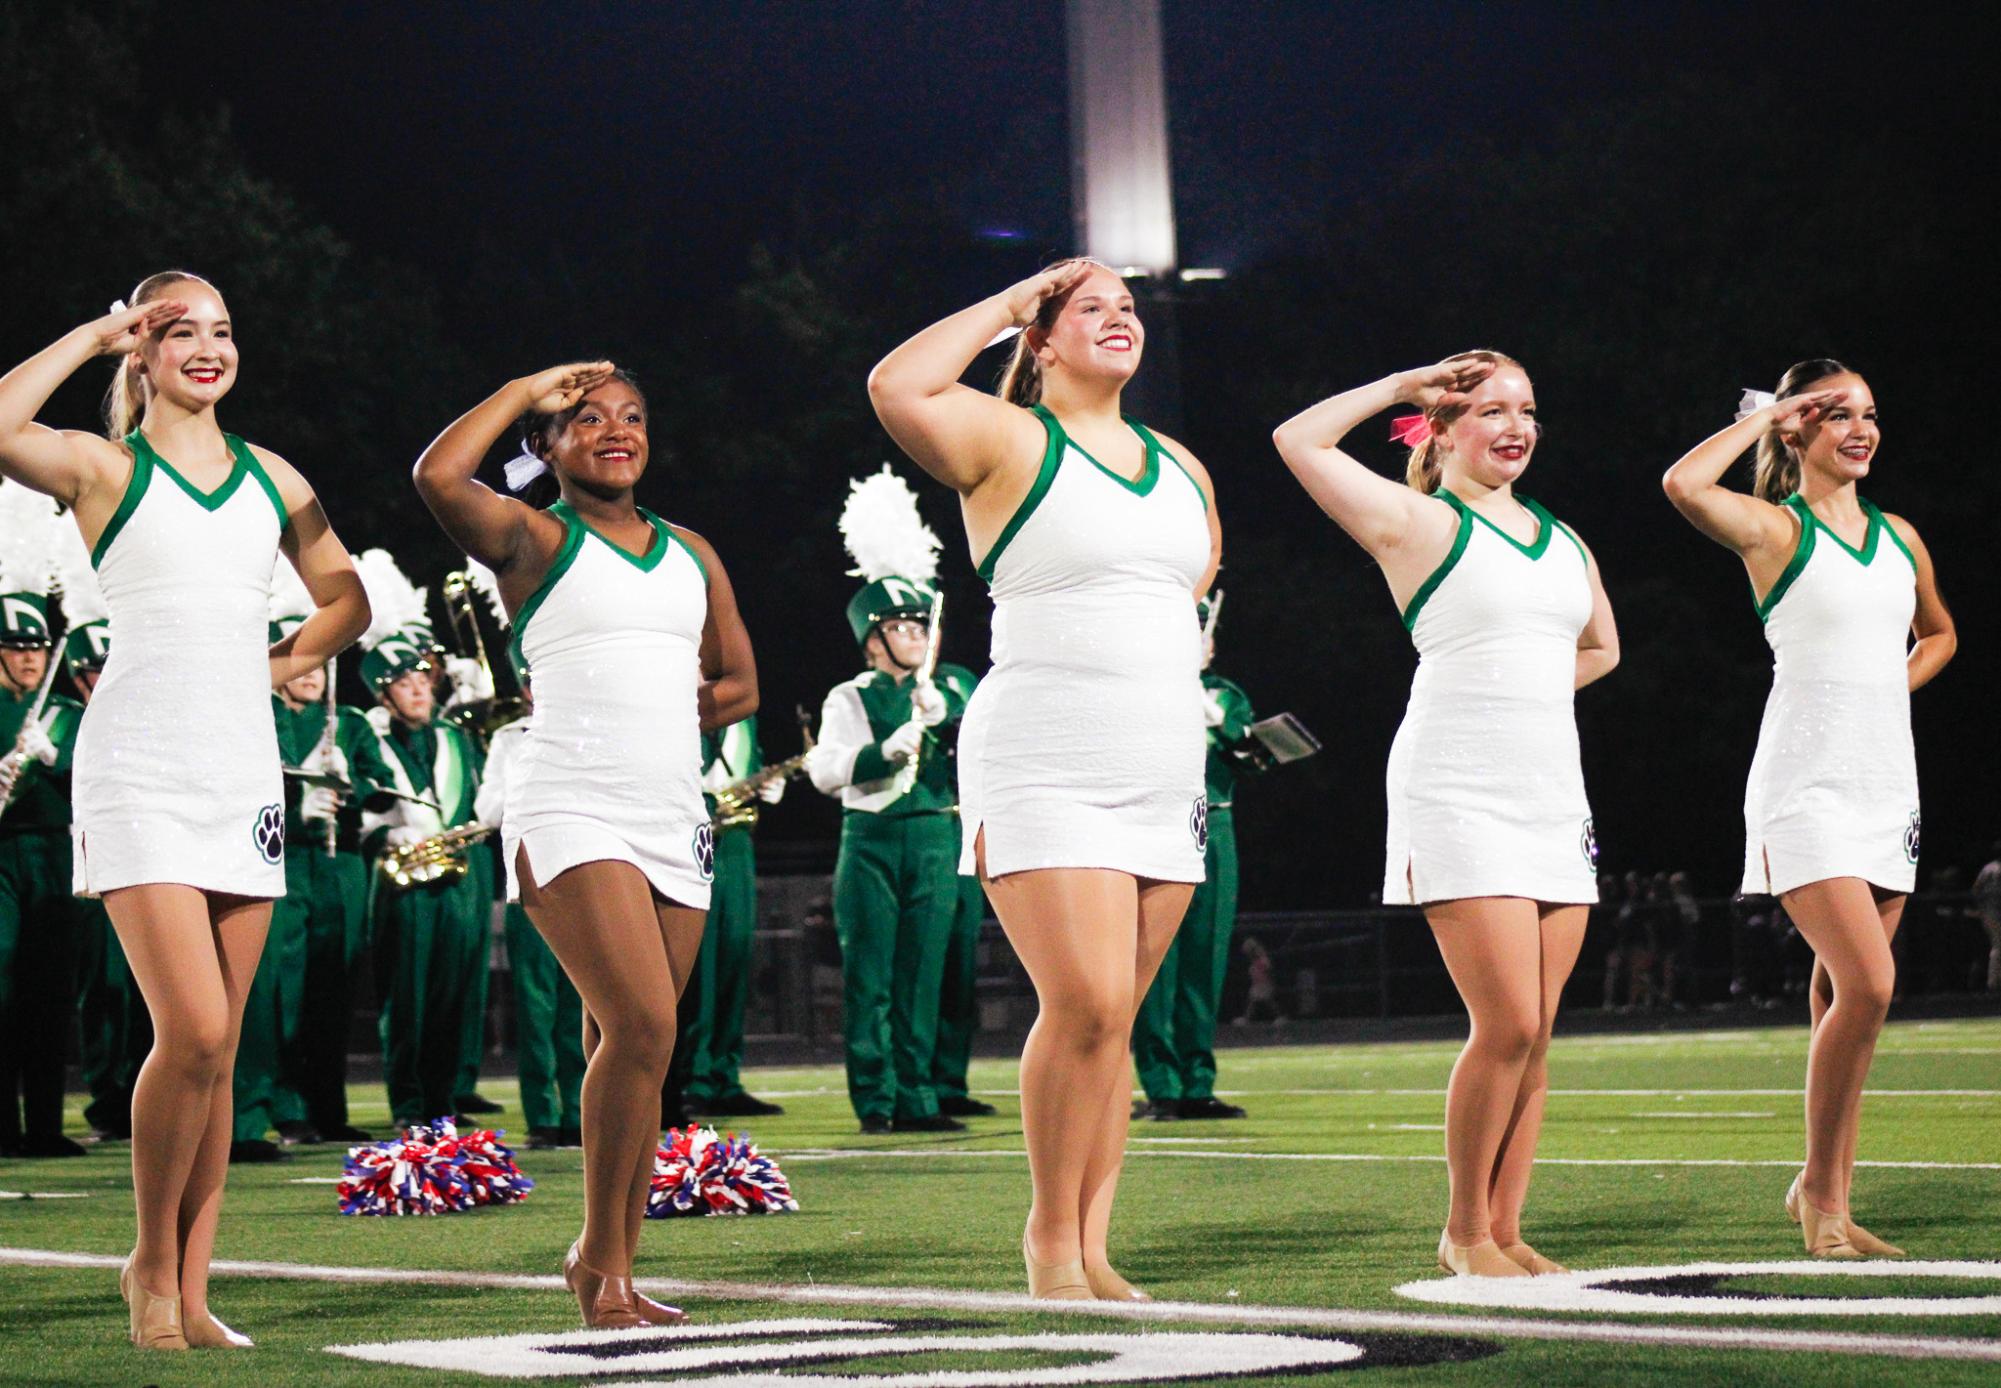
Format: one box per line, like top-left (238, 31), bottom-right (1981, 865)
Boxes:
top-left (783, 1148), bottom-right (2001, 1171)
top-left (3, 1246), bottom-right (1995, 1364)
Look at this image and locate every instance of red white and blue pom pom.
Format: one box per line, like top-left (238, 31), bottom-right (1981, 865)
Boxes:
top-left (337, 1117), bottom-right (534, 1216)
top-left (648, 1125), bottom-right (798, 1218)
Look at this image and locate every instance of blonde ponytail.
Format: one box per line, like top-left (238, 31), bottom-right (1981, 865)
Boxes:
top-left (100, 269), bottom-right (215, 439)
top-left (1752, 357), bottom-right (1849, 503)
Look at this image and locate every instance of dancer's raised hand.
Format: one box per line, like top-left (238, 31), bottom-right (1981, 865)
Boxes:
top-left (1394, 354), bottom-right (1498, 413)
top-left (522, 361), bottom-right (617, 416)
top-left (1001, 260), bottom-right (1097, 327)
top-left (88, 299), bottom-right (188, 358)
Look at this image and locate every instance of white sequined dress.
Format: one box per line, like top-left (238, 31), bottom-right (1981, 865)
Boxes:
top-left (73, 430), bottom-right (289, 897)
top-left (502, 500), bottom-right (713, 908)
top-left (957, 405), bottom-right (1211, 882)
top-left (1741, 495), bottom-right (1919, 896)
top-left (1382, 490), bottom-right (1598, 906)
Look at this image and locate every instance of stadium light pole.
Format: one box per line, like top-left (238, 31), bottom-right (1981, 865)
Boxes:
top-left (1066, 0), bottom-right (1187, 430)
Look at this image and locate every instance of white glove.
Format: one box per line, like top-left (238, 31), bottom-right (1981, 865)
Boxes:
top-left (1202, 691), bottom-right (1228, 728)
top-left (444, 655), bottom-right (494, 707)
top-left (20, 721), bottom-right (60, 767)
top-left (301, 785), bottom-right (343, 823)
top-left (700, 759), bottom-right (734, 793)
top-left (881, 721), bottom-right (924, 765)
top-left (384, 825), bottom-right (429, 849)
top-left (910, 681), bottom-right (948, 727)
top-left (302, 739), bottom-right (350, 780)
top-left (757, 775), bottom-right (786, 805)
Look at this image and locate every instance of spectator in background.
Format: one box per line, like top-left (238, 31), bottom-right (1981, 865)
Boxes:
top-left (1602, 873), bottom-right (1639, 1011)
top-left (1660, 871), bottom-right (1702, 1010)
top-left (1233, 937), bottom-right (1280, 1024)
top-left (1975, 843), bottom-right (2001, 994)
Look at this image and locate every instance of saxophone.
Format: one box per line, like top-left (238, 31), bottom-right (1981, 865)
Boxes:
top-left (711, 751), bottom-right (810, 831)
top-left (378, 824), bottom-right (495, 889)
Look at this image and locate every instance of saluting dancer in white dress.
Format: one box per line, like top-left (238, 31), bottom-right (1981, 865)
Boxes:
top-left (1275, 352), bottom-right (1618, 1279)
top-left (1664, 360), bottom-right (1954, 1258)
top-left (870, 261), bottom-right (1220, 1301)
top-left (413, 362), bottom-right (756, 1329)
top-left (0, 272), bottom-right (367, 1349)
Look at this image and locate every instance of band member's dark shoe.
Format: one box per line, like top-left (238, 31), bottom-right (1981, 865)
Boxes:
top-left (859, 1116), bottom-right (893, 1135)
top-left (1141, 1099), bottom-right (1182, 1121)
top-left (274, 1121), bottom-right (321, 1147)
top-left (456, 1094), bottom-right (504, 1115)
top-left (1176, 1097), bottom-right (1247, 1120)
top-left (940, 1096), bottom-right (998, 1117)
top-left (564, 1242), bottom-right (644, 1329)
top-left (18, 1133), bottom-right (89, 1157)
top-left (695, 1092), bottom-right (786, 1118)
top-left (892, 1113), bottom-right (966, 1133)
top-left (557, 1127), bottom-right (583, 1148)
top-left (227, 1139), bottom-right (286, 1164)
top-left (527, 1127), bottom-right (565, 1150)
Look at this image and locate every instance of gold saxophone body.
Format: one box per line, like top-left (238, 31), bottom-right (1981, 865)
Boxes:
top-left (379, 824), bottom-right (495, 889)
top-left (711, 751), bottom-right (810, 831)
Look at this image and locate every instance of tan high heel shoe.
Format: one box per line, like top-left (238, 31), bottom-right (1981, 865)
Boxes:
top-left (119, 1256), bottom-right (188, 1350)
top-left (1023, 1234), bottom-right (1093, 1300)
top-left (1787, 1172), bottom-right (1904, 1257)
top-left (628, 1283), bottom-right (689, 1326)
top-left (183, 1309), bottom-right (255, 1349)
top-left (1437, 1231), bottom-right (1532, 1278)
top-left (1084, 1262), bottom-right (1152, 1301)
top-left (563, 1241), bottom-right (644, 1328)
top-left (1497, 1241), bottom-right (1568, 1275)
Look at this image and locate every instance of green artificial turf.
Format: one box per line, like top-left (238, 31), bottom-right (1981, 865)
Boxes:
top-left (1, 1016), bottom-right (1997, 1385)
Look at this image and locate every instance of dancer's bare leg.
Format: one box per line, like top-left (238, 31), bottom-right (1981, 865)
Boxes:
top-left (520, 851), bottom-right (685, 1276)
top-left (1079, 877), bottom-right (1191, 1284)
top-left (1427, 897), bottom-right (1546, 1245)
top-left (623, 899), bottom-right (706, 1261)
top-left (1782, 876), bottom-right (1896, 1216)
top-left (107, 885), bottom-right (270, 1300)
top-left (1486, 904), bottom-right (1588, 1247)
top-left (980, 837), bottom-right (1144, 1265)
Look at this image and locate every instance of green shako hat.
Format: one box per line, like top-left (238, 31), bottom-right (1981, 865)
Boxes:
top-left (837, 465), bottom-right (941, 648)
top-left (360, 627), bottom-right (432, 692)
top-left (65, 620), bottom-right (111, 673)
top-left (0, 592), bottom-right (52, 648)
top-left (352, 548), bottom-right (432, 693)
top-left (0, 479), bottom-right (62, 649)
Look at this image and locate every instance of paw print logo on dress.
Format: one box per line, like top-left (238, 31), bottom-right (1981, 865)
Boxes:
top-left (1580, 817), bottom-right (1599, 870)
top-left (692, 822), bottom-right (716, 881)
top-left (253, 803), bottom-right (285, 864)
top-left (1189, 797), bottom-right (1209, 853)
top-left (1903, 810), bottom-right (1921, 865)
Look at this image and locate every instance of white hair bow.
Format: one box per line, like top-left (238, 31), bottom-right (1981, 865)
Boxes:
top-left (504, 446), bottom-right (550, 493)
top-left (1735, 388), bottom-right (1776, 422)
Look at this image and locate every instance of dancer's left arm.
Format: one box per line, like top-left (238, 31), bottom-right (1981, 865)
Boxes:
top-left (1147, 428), bottom-right (1223, 597)
top-left (256, 447), bottom-right (371, 688)
top-left (676, 526), bottom-right (759, 731)
top-left (1885, 515), bottom-right (1955, 691)
top-left (1571, 533), bottom-right (1620, 690)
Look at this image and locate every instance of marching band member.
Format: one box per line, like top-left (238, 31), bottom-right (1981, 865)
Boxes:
top-left (808, 470), bottom-right (972, 1135)
top-left (931, 660), bottom-right (997, 1119)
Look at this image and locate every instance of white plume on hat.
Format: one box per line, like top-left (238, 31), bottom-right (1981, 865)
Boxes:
top-left (839, 465), bottom-right (941, 584)
top-left (353, 548), bottom-right (428, 651)
top-left (267, 553), bottom-right (316, 625)
top-left (462, 557), bottom-right (510, 628)
top-left (53, 516), bottom-right (109, 626)
top-left (0, 480), bottom-right (63, 598)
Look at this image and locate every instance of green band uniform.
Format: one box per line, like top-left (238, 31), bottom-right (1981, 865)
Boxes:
top-left (1133, 672), bottom-right (1257, 1104)
top-left (675, 716), bottom-right (766, 1110)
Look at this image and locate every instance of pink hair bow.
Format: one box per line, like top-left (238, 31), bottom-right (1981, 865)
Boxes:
top-left (1388, 414), bottom-right (1433, 447)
